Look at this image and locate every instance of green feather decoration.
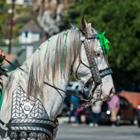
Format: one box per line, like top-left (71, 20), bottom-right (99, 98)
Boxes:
top-left (96, 32), bottom-right (110, 54)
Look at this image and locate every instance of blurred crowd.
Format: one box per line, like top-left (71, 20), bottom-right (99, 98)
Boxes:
top-left (62, 94), bottom-right (120, 127)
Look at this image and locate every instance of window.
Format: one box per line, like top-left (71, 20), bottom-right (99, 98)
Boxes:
top-left (25, 32), bottom-right (28, 38)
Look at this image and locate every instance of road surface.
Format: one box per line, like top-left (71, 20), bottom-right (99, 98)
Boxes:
top-left (56, 124), bottom-right (140, 140)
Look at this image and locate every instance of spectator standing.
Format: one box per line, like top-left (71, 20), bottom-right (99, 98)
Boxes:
top-left (90, 101), bottom-right (102, 127)
top-left (0, 50), bottom-right (5, 110)
top-left (69, 95), bottom-right (80, 124)
top-left (108, 94), bottom-right (120, 126)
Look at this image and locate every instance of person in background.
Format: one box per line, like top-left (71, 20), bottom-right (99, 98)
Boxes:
top-left (69, 95), bottom-right (80, 124)
top-left (0, 50), bottom-right (5, 64)
top-left (0, 50), bottom-right (9, 139)
top-left (108, 94), bottom-right (120, 126)
top-left (0, 49), bottom-right (5, 112)
top-left (90, 101), bottom-right (102, 127)
top-left (0, 50), bottom-right (5, 90)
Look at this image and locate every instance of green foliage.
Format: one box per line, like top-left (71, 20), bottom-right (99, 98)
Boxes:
top-left (0, 2), bottom-right (33, 45)
top-left (0, 1), bottom-right (9, 38)
top-left (67, 0), bottom-right (140, 91)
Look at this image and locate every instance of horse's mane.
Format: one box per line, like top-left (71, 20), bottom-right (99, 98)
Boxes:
top-left (27, 29), bottom-right (81, 97)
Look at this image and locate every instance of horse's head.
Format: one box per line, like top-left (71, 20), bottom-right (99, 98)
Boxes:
top-left (73, 18), bottom-right (115, 103)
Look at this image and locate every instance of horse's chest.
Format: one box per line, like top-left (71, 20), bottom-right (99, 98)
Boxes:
top-left (7, 86), bottom-right (58, 140)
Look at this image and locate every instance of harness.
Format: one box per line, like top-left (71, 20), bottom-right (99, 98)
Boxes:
top-left (0, 66), bottom-right (58, 140)
top-left (6, 86), bottom-right (58, 140)
top-left (0, 29), bottom-right (112, 140)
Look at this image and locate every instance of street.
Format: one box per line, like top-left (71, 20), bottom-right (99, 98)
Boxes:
top-left (56, 124), bottom-right (140, 140)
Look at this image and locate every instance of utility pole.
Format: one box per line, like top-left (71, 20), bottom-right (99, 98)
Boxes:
top-left (8, 0), bottom-right (15, 54)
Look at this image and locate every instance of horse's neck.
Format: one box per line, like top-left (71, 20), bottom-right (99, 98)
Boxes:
top-left (38, 33), bottom-right (79, 120)
top-left (2, 30), bottom-right (80, 122)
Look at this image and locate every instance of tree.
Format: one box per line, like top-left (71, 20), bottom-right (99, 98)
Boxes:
top-left (0, 1), bottom-right (9, 44)
top-left (66, 0), bottom-right (140, 91)
top-left (0, 1), bottom-right (33, 46)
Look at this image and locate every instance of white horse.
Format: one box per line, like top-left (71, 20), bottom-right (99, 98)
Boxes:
top-left (0, 18), bottom-right (115, 140)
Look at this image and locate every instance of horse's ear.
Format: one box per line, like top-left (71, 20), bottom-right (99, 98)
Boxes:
top-left (88, 23), bottom-right (92, 28)
top-left (81, 17), bottom-right (92, 35)
top-left (80, 17), bottom-right (88, 34)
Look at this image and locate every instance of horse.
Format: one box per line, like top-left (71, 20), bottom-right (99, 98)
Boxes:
top-left (0, 18), bottom-right (115, 140)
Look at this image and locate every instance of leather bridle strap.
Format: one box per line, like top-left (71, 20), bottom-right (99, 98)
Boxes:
top-left (99, 67), bottom-right (113, 78)
top-left (77, 59), bottom-right (113, 79)
top-left (82, 39), bottom-right (102, 85)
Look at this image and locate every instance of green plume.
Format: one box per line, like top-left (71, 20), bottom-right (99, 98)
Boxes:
top-left (96, 32), bottom-right (110, 54)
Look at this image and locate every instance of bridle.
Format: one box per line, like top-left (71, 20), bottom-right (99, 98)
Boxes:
top-left (44, 30), bottom-right (111, 102)
top-left (1, 29), bottom-right (113, 103)
top-left (75, 29), bottom-right (113, 101)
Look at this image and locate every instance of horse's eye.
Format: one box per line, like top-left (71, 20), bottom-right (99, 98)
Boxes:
top-left (96, 52), bottom-right (101, 57)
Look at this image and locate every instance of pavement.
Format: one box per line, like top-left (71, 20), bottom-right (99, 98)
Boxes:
top-left (56, 124), bottom-right (140, 140)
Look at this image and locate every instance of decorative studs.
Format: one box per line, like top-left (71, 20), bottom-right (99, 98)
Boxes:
top-left (19, 131), bottom-right (28, 139)
top-left (10, 131), bottom-right (17, 139)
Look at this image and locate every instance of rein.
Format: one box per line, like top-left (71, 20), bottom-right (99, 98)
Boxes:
top-left (4, 58), bottom-right (27, 73)
top-left (43, 81), bottom-right (92, 103)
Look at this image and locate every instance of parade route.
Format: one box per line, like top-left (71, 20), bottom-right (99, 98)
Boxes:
top-left (56, 124), bottom-right (140, 140)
